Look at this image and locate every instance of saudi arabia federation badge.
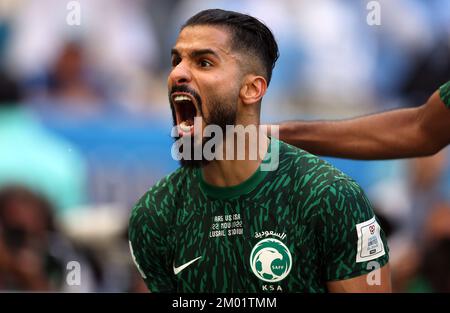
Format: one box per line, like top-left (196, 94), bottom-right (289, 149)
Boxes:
top-left (250, 238), bottom-right (292, 282)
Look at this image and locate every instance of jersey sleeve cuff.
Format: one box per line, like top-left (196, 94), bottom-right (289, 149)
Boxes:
top-left (439, 81), bottom-right (450, 109)
top-left (325, 254), bottom-right (389, 282)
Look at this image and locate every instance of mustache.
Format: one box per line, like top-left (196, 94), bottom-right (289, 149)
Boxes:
top-left (169, 85), bottom-right (202, 109)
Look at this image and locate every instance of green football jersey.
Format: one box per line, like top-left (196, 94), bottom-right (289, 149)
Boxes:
top-left (128, 138), bottom-right (389, 292)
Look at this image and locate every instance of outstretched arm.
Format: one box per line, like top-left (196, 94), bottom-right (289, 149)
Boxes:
top-left (277, 82), bottom-right (450, 160)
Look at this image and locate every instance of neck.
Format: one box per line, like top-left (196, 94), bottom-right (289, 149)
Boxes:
top-left (201, 125), bottom-right (270, 187)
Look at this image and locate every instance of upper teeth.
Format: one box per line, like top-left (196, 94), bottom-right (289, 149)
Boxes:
top-left (174, 95), bottom-right (192, 102)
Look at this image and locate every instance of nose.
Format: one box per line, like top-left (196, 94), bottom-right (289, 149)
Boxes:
top-left (169, 61), bottom-right (192, 86)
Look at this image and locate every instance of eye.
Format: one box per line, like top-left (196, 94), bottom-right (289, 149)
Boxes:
top-left (199, 59), bottom-right (213, 68)
top-left (171, 56), bottom-right (181, 67)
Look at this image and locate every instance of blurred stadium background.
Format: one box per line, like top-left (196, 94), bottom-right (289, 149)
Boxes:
top-left (0, 0), bottom-right (449, 292)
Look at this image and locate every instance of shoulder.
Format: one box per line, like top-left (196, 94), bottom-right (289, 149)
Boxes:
top-left (143, 166), bottom-right (193, 200)
top-left (129, 166), bottom-right (194, 229)
top-left (319, 177), bottom-right (372, 216)
top-left (277, 139), bottom-right (372, 214)
top-left (277, 139), bottom-right (355, 190)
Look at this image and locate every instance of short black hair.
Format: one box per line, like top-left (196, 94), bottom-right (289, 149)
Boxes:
top-left (182, 9), bottom-right (279, 85)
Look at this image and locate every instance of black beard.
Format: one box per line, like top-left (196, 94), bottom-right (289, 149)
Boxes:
top-left (170, 93), bottom-right (237, 169)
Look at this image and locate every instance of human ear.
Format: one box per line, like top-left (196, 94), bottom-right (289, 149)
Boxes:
top-left (239, 75), bottom-right (267, 105)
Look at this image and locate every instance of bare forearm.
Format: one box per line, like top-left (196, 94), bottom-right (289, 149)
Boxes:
top-left (279, 82), bottom-right (450, 160)
top-left (279, 108), bottom-right (431, 160)
top-left (277, 85), bottom-right (450, 160)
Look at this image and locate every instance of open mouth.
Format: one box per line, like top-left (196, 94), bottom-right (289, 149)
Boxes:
top-left (172, 92), bottom-right (199, 135)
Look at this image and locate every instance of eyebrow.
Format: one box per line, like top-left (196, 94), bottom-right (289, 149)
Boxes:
top-left (171, 48), bottom-right (220, 60)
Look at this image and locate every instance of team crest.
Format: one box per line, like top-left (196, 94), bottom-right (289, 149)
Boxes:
top-left (249, 238), bottom-right (292, 282)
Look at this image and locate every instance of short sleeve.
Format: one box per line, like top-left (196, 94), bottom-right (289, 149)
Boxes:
top-left (128, 192), bottom-right (176, 292)
top-left (440, 81), bottom-right (450, 109)
top-left (318, 179), bottom-right (389, 281)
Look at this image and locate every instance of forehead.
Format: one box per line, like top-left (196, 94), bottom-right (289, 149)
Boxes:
top-left (174, 25), bottom-right (233, 55)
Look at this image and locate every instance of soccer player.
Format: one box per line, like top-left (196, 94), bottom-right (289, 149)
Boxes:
top-left (276, 81), bottom-right (450, 160)
top-left (128, 9), bottom-right (391, 293)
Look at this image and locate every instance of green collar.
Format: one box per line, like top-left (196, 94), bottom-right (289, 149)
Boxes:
top-left (197, 138), bottom-right (276, 200)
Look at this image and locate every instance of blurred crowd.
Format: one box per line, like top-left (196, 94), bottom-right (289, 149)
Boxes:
top-left (0, 0), bottom-right (449, 292)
